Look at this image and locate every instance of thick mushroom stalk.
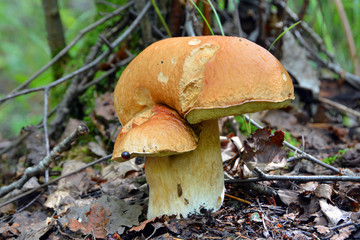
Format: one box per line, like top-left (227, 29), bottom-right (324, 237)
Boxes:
top-left (112, 105), bottom-right (224, 218)
top-left (146, 119), bottom-right (224, 218)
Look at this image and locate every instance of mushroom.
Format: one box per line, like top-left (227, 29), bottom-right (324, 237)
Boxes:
top-left (112, 36), bottom-right (294, 218)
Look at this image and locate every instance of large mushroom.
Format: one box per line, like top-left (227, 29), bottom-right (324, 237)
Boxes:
top-left (112, 36), bottom-right (294, 218)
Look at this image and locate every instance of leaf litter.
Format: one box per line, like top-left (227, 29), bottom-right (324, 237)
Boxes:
top-left (1, 83), bottom-right (360, 239)
top-left (0, 61), bottom-right (360, 239)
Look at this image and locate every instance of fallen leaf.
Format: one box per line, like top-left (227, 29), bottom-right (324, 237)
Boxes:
top-left (299, 182), bottom-right (319, 192)
top-left (57, 160), bottom-right (95, 196)
top-left (1, 211), bottom-right (50, 239)
top-left (330, 225), bottom-right (355, 240)
top-left (93, 92), bottom-right (116, 121)
top-left (59, 195), bottom-right (142, 236)
top-left (101, 159), bottom-right (141, 181)
top-left (277, 189), bottom-right (299, 205)
top-left (242, 127), bottom-right (287, 172)
top-left (281, 31), bottom-right (320, 94)
top-left (44, 190), bottom-right (77, 213)
top-left (315, 225), bottom-right (330, 234)
top-left (319, 199), bottom-right (344, 225)
top-left (88, 141), bottom-right (107, 157)
top-left (68, 203), bottom-right (109, 239)
top-left (315, 184), bottom-right (332, 200)
top-left (22, 176), bottom-right (40, 190)
top-left (101, 178), bottom-right (141, 199)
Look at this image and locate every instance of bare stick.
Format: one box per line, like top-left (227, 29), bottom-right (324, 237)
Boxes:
top-left (43, 87), bottom-right (51, 183)
top-left (0, 155), bottom-right (112, 209)
top-left (79, 56), bottom-right (134, 92)
top-left (5, 1), bottom-right (135, 96)
top-left (243, 115), bottom-right (342, 174)
top-left (226, 167), bottom-right (360, 183)
top-left (318, 96), bottom-right (360, 119)
top-left (0, 125), bottom-right (89, 198)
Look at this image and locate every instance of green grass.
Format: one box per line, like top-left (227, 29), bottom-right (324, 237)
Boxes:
top-left (287, 0), bottom-right (360, 74)
top-left (323, 149), bottom-right (349, 165)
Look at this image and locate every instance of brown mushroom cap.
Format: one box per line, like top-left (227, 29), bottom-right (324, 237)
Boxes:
top-left (112, 104), bottom-right (199, 161)
top-left (114, 36), bottom-right (294, 126)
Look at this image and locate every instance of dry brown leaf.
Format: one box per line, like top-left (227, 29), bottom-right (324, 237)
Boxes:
top-left (94, 92), bottom-right (116, 121)
top-left (68, 203), bottom-right (109, 239)
top-left (88, 141), bottom-right (107, 157)
top-left (315, 225), bottom-right (330, 234)
top-left (242, 127), bottom-right (287, 172)
top-left (315, 184), bottom-right (333, 200)
top-left (277, 189), bottom-right (299, 205)
top-left (57, 160), bottom-right (95, 195)
top-left (101, 159), bottom-right (141, 181)
top-left (58, 195), bottom-right (142, 236)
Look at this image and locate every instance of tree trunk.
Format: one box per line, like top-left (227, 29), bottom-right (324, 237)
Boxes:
top-left (41, 0), bottom-right (68, 80)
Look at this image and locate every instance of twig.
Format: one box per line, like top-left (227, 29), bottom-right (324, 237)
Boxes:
top-left (243, 115), bottom-right (342, 174)
top-left (225, 167), bottom-right (360, 184)
top-left (318, 96), bottom-right (360, 119)
top-left (225, 193), bottom-right (251, 205)
top-left (0, 125), bottom-right (89, 198)
top-left (0, 155), bottom-right (112, 209)
top-left (2, 1), bottom-right (135, 97)
top-left (287, 154), bottom-right (309, 162)
top-left (96, 0), bottom-right (121, 9)
top-left (43, 87), bottom-right (51, 183)
top-left (78, 55), bottom-right (134, 92)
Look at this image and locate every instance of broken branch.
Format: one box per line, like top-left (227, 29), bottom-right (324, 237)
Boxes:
top-left (226, 167), bottom-right (360, 184)
top-left (0, 125), bottom-right (89, 198)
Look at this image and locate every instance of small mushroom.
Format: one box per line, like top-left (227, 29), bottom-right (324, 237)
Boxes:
top-left (112, 36), bottom-right (294, 218)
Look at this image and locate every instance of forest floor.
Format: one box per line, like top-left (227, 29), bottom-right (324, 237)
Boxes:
top-left (0, 77), bottom-right (360, 240)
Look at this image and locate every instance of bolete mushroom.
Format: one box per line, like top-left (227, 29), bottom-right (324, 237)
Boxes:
top-left (112, 36), bottom-right (294, 218)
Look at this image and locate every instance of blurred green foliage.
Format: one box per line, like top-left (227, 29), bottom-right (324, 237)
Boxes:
top-left (0, 0), bottom-right (96, 137)
top-left (323, 148), bottom-right (349, 165)
top-left (288, 0), bottom-right (360, 74)
top-left (234, 115), bottom-right (258, 136)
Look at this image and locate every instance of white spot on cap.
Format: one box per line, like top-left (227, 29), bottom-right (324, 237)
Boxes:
top-left (171, 58), bottom-right (176, 64)
top-left (188, 39), bottom-right (201, 45)
top-left (158, 72), bottom-right (169, 84)
top-left (281, 73), bottom-right (288, 81)
top-left (155, 46), bottom-right (159, 50)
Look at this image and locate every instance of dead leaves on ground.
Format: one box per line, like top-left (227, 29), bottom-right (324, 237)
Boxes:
top-left (1, 90), bottom-right (360, 239)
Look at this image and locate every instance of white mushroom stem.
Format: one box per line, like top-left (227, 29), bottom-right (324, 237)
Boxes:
top-left (145, 119), bottom-right (225, 218)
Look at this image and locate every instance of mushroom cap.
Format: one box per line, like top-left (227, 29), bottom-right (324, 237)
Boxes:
top-left (112, 104), bottom-right (199, 161)
top-left (114, 36), bottom-right (294, 126)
